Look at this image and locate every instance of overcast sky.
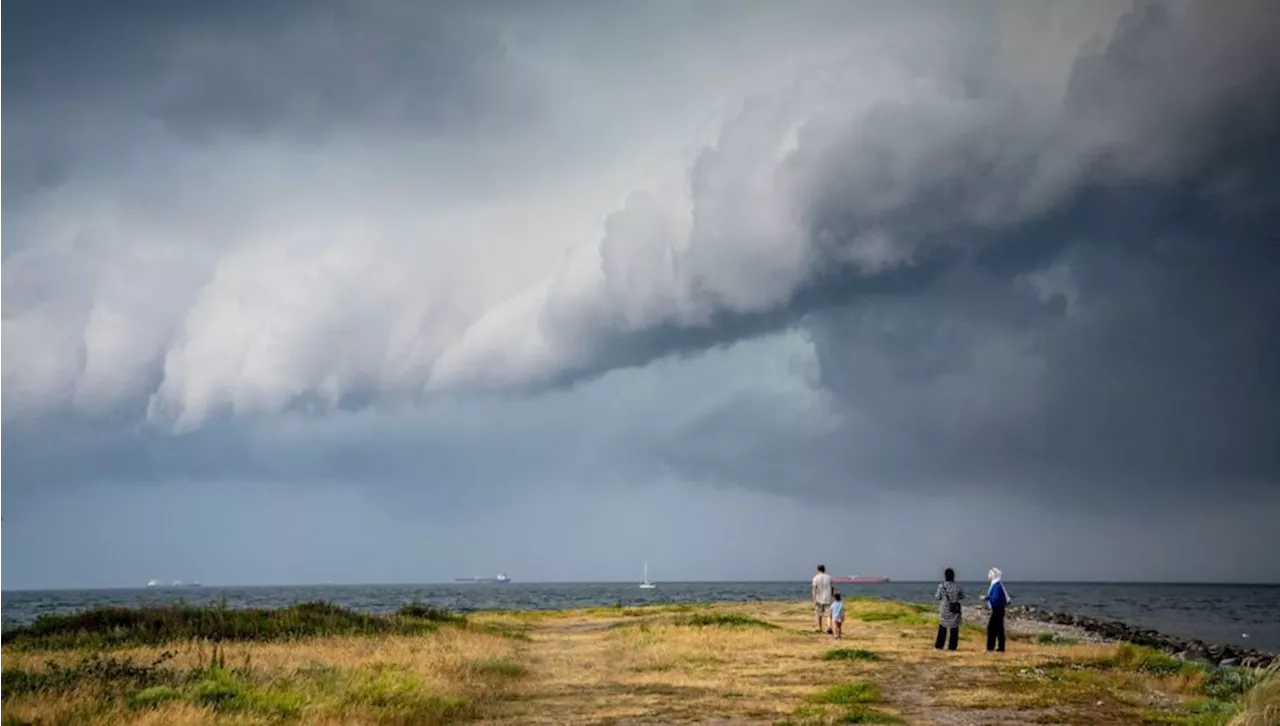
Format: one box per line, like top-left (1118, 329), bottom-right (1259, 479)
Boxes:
top-left (4, 0), bottom-right (1279, 590)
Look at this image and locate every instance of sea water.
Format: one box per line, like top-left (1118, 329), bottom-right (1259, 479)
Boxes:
top-left (3, 581), bottom-right (1277, 652)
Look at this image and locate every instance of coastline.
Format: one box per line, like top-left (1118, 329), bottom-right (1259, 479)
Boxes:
top-left (2, 598), bottom-right (1276, 724)
top-left (1007, 604), bottom-right (1276, 669)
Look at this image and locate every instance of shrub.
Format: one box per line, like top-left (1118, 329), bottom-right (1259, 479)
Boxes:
top-left (1227, 663), bottom-right (1280, 726)
top-left (1, 601), bottom-right (456, 650)
top-left (1110, 644), bottom-right (1194, 676)
top-left (395, 602), bottom-right (467, 624)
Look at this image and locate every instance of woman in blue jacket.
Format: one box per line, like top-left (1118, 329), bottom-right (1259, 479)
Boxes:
top-left (985, 567), bottom-right (1010, 652)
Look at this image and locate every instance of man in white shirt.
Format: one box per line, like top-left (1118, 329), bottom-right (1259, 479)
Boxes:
top-left (811, 564), bottom-right (834, 633)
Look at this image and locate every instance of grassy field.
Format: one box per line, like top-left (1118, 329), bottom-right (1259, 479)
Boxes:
top-left (2, 599), bottom-right (1276, 725)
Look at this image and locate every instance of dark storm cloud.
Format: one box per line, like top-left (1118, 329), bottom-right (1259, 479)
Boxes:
top-left (3, 0), bottom-right (1278, 548)
top-left (3, 0), bottom-right (538, 137)
top-left (487, 0), bottom-right (1280, 507)
top-left (783, 1), bottom-right (1280, 504)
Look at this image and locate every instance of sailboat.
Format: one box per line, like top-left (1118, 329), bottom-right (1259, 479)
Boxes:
top-left (639, 561), bottom-right (657, 589)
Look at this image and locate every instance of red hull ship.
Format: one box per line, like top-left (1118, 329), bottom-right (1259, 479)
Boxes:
top-left (832, 575), bottom-right (890, 584)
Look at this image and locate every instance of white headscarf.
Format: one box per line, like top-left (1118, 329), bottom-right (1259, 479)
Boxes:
top-left (986, 568), bottom-right (1009, 602)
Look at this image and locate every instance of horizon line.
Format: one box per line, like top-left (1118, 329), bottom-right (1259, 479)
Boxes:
top-left (5, 579), bottom-right (1280, 593)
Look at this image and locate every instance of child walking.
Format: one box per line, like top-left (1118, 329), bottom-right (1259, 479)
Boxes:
top-left (830, 593), bottom-right (846, 639)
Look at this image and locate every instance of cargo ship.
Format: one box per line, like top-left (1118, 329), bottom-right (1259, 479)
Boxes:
top-left (454, 573), bottom-right (512, 584)
top-left (832, 575), bottom-right (890, 584)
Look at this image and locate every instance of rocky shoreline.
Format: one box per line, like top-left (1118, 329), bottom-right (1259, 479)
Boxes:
top-left (1007, 604), bottom-right (1275, 669)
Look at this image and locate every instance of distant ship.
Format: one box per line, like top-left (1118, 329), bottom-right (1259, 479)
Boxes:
top-left (454, 573), bottom-right (512, 584)
top-left (832, 575), bottom-right (890, 584)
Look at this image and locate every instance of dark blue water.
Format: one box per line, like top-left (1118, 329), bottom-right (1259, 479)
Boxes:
top-left (3, 582), bottom-right (1277, 653)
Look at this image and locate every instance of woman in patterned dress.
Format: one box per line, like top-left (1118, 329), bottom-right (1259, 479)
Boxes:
top-left (934, 567), bottom-right (964, 650)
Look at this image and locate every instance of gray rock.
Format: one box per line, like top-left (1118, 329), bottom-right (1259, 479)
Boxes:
top-left (1219, 658), bottom-right (1240, 667)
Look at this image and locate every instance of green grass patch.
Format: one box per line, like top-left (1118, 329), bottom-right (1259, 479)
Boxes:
top-left (1, 601), bottom-right (462, 650)
top-left (782, 699), bottom-right (901, 725)
top-left (125, 684), bottom-right (184, 708)
top-left (1106, 643), bottom-right (1198, 676)
top-left (811, 681), bottom-right (882, 705)
top-left (186, 668), bottom-right (306, 716)
top-left (673, 612), bottom-right (779, 629)
top-left (823, 648), bottom-right (881, 662)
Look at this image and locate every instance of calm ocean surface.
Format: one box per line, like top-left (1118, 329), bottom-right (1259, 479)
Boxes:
top-left (3, 582), bottom-right (1277, 652)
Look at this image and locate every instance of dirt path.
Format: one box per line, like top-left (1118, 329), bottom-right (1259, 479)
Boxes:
top-left (472, 602), bottom-right (1190, 725)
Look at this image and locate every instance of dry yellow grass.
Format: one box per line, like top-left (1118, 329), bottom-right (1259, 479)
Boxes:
top-left (0, 599), bottom-right (1266, 725)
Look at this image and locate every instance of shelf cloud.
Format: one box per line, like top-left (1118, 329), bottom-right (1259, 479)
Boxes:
top-left (4, 0), bottom-right (1278, 586)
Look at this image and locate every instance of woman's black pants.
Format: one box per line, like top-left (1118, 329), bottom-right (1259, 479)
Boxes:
top-left (934, 624), bottom-right (959, 650)
top-left (987, 606), bottom-right (1006, 652)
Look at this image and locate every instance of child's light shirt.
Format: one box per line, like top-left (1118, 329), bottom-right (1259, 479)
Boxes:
top-left (831, 600), bottom-right (845, 621)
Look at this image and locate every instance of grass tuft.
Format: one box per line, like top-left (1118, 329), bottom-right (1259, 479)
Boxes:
top-left (673, 612), bottom-right (779, 629)
top-left (811, 681), bottom-right (883, 705)
top-left (125, 685), bottom-right (183, 709)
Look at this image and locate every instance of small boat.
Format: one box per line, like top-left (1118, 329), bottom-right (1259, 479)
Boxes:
top-left (454, 573), bottom-right (513, 584)
top-left (146, 579), bottom-right (160, 588)
top-left (831, 575), bottom-right (890, 584)
top-left (639, 561), bottom-right (656, 589)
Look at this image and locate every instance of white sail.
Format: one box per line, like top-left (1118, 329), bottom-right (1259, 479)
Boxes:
top-left (640, 561), bottom-right (656, 588)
